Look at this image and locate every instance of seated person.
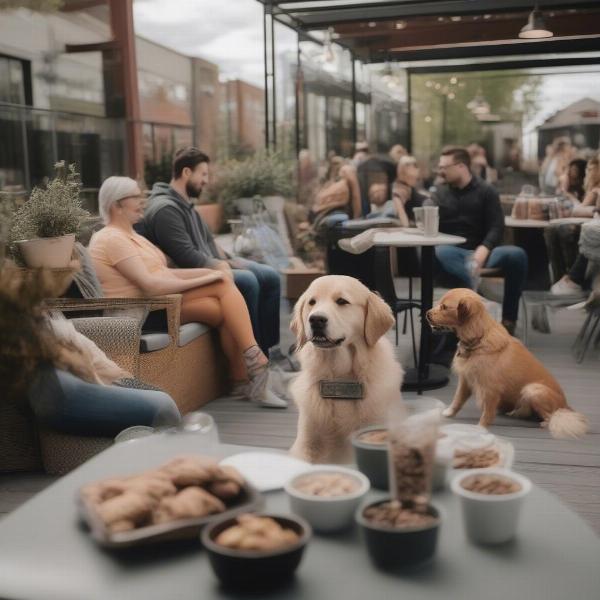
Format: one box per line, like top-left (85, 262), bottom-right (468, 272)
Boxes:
top-left (141, 147), bottom-right (282, 360)
top-left (368, 155), bottom-right (426, 226)
top-left (546, 156), bottom-right (598, 286)
top-left (30, 365), bottom-right (181, 438)
top-left (357, 154), bottom-right (397, 216)
top-left (557, 158), bottom-right (587, 203)
top-left (88, 176), bottom-right (286, 408)
top-left (552, 216), bottom-right (600, 297)
top-left (309, 156), bottom-right (362, 225)
top-left (432, 147), bottom-right (528, 335)
top-left (467, 143), bottom-right (498, 185)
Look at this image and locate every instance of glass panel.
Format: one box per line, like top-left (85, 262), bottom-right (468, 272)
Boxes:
top-left (0, 103), bottom-right (26, 189)
top-left (0, 104), bottom-right (126, 213)
top-left (410, 66), bottom-right (600, 193)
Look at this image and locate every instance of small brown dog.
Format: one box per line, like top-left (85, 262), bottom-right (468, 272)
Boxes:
top-left (427, 288), bottom-right (588, 438)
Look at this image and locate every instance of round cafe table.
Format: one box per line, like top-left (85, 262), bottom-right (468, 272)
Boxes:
top-left (372, 228), bottom-right (466, 392)
top-left (0, 434), bottom-right (597, 600)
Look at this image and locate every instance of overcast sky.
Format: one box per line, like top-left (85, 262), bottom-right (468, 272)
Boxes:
top-left (133, 0), bottom-right (266, 86)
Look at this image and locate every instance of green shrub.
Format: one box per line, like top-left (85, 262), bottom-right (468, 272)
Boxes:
top-left (9, 161), bottom-right (89, 243)
top-left (213, 151), bottom-right (296, 219)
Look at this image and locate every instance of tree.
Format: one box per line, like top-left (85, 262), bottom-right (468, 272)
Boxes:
top-left (411, 70), bottom-right (543, 166)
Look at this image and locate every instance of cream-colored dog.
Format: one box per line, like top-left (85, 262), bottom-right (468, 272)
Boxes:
top-left (289, 275), bottom-right (404, 463)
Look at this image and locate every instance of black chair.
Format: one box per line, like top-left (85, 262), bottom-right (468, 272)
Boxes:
top-left (373, 246), bottom-right (420, 368)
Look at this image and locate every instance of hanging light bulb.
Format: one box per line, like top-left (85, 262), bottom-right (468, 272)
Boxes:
top-left (518, 4), bottom-right (553, 39)
top-left (467, 90), bottom-right (490, 116)
top-left (321, 27), bottom-right (336, 64)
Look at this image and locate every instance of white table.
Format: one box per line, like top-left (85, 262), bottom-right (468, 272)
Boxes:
top-left (505, 216), bottom-right (590, 228)
top-left (0, 434), bottom-right (598, 600)
top-left (372, 228), bottom-right (466, 392)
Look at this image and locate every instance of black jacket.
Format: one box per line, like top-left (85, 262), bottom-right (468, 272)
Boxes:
top-left (431, 177), bottom-right (504, 251)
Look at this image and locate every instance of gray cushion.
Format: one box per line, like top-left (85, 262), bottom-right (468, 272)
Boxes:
top-left (140, 322), bottom-right (211, 352)
top-left (178, 322), bottom-right (211, 347)
top-left (140, 332), bottom-right (170, 353)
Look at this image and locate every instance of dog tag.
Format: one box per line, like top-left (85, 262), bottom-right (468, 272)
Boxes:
top-left (319, 380), bottom-right (364, 400)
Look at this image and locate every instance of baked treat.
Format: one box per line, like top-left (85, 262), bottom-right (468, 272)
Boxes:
top-left (215, 514), bottom-right (299, 551)
top-left (152, 487), bottom-right (226, 524)
top-left (206, 465), bottom-right (245, 500)
top-left (294, 473), bottom-right (359, 497)
top-left (461, 474), bottom-right (521, 495)
top-left (160, 455), bottom-right (222, 487)
top-left (453, 447), bottom-right (501, 469)
top-left (96, 491), bottom-right (155, 526)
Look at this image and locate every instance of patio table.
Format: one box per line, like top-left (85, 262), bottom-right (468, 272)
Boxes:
top-left (1, 433), bottom-right (597, 600)
top-left (371, 229), bottom-right (466, 392)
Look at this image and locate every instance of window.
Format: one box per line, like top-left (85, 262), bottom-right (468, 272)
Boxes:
top-left (0, 55), bottom-right (29, 105)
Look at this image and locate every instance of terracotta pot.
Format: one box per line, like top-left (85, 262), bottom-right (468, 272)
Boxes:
top-left (195, 204), bottom-right (224, 234)
top-left (16, 234), bottom-right (75, 269)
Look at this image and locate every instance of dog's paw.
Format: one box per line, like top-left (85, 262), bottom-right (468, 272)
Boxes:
top-left (442, 407), bottom-right (455, 418)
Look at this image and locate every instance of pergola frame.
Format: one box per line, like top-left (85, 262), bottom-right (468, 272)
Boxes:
top-left (258, 0), bottom-right (600, 153)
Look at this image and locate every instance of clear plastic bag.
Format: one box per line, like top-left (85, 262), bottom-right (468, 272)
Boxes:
top-left (387, 408), bottom-right (440, 508)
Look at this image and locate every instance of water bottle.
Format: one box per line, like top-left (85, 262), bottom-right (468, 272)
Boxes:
top-left (465, 256), bottom-right (480, 291)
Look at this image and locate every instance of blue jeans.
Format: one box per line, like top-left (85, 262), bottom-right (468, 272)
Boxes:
top-left (232, 258), bottom-right (281, 355)
top-left (434, 245), bottom-right (528, 322)
top-left (29, 367), bottom-right (181, 437)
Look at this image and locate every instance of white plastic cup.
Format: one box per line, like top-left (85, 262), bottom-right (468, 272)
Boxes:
top-left (423, 206), bottom-right (439, 236)
top-left (451, 468), bottom-right (532, 545)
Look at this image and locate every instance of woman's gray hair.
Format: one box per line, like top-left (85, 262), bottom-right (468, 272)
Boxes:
top-left (98, 176), bottom-right (140, 224)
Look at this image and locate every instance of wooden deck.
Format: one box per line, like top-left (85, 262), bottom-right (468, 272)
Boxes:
top-left (1, 288), bottom-right (599, 535)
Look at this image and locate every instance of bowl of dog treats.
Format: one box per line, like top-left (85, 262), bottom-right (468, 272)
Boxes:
top-left (201, 512), bottom-right (311, 590)
top-left (356, 410), bottom-right (443, 569)
top-left (439, 425), bottom-right (515, 475)
top-left (77, 455), bottom-right (263, 548)
top-left (451, 468), bottom-right (532, 545)
top-left (284, 466), bottom-right (370, 532)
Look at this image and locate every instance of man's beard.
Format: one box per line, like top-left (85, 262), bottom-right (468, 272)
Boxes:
top-left (185, 181), bottom-right (203, 199)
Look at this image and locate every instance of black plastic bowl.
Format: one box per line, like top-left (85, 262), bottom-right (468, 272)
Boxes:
top-left (201, 514), bottom-right (311, 590)
top-left (351, 425), bottom-right (390, 489)
top-left (356, 499), bottom-right (441, 570)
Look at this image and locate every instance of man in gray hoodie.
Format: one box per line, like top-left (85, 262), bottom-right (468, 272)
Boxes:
top-left (140, 147), bottom-right (282, 360)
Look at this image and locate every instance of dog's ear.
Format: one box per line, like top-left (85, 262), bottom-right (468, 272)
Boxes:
top-left (364, 291), bottom-right (395, 346)
top-left (290, 292), bottom-right (308, 348)
top-left (457, 295), bottom-right (483, 324)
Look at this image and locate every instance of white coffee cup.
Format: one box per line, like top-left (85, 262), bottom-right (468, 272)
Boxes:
top-left (423, 206), bottom-right (439, 236)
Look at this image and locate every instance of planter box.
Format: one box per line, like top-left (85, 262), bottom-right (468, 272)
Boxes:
top-left (280, 267), bottom-right (325, 301)
top-left (195, 204), bottom-right (224, 234)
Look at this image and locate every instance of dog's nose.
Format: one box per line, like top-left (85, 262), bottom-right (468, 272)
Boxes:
top-left (309, 314), bottom-right (328, 330)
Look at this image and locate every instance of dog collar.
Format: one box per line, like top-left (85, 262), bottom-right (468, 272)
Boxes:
top-left (457, 336), bottom-right (484, 358)
top-left (319, 379), bottom-right (364, 400)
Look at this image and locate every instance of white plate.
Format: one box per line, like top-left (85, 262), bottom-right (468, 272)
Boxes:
top-left (220, 452), bottom-right (313, 492)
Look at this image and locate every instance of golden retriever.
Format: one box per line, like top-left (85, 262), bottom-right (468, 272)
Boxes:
top-left (427, 288), bottom-right (588, 439)
top-left (289, 275), bottom-right (404, 463)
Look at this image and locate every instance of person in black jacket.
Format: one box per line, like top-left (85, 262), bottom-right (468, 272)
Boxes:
top-left (140, 148), bottom-right (282, 359)
top-left (432, 147), bottom-right (527, 335)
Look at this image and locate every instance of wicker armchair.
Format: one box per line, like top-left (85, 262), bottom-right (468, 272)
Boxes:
top-left (45, 295), bottom-right (226, 414)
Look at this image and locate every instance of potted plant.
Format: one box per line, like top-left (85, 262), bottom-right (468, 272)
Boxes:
top-left (9, 161), bottom-right (89, 269)
top-left (214, 151), bottom-right (295, 221)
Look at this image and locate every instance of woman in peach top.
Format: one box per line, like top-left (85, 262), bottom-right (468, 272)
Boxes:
top-left (89, 176), bottom-right (285, 408)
